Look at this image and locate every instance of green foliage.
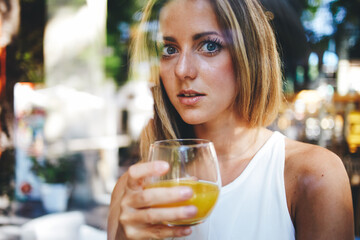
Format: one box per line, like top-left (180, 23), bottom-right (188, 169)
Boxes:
top-left (31, 155), bottom-right (78, 184)
top-left (8, 0), bottom-right (45, 83)
top-left (306, 0), bottom-right (322, 15)
top-left (105, 0), bottom-right (144, 86)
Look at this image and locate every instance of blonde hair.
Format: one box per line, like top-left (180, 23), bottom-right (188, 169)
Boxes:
top-left (131, 0), bottom-right (283, 160)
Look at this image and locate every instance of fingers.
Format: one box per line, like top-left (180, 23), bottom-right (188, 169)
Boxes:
top-left (129, 161), bottom-right (169, 179)
top-left (124, 224), bottom-right (192, 240)
top-left (120, 205), bottom-right (197, 239)
top-left (119, 161), bottom-right (197, 239)
top-left (121, 205), bottom-right (198, 225)
top-left (130, 186), bottom-right (193, 208)
top-left (127, 161), bottom-right (169, 190)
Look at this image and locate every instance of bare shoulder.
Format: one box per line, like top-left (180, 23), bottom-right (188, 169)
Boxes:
top-left (284, 137), bottom-right (349, 198)
top-left (284, 137), bottom-right (354, 239)
top-left (285, 138), bottom-right (345, 176)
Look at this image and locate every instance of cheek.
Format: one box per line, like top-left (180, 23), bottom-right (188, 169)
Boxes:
top-left (208, 59), bottom-right (236, 94)
top-left (160, 75), bottom-right (177, 105)
top-left (160, 61), bottom-right (175, 85)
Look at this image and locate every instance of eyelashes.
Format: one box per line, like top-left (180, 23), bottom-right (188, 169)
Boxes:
top-left (199, 37), bottom-right (224, 55)
top-left (160, 37), bottom-right (225, 59)
top-left (161, 45), bottom-right (178, 57)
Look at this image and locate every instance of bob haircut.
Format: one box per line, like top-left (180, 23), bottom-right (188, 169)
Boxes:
top-left (131, 0), bottom-right (283, 159)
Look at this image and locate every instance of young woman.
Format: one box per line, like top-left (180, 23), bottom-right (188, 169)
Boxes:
top-left (107, 0), bottom-right (354, 239)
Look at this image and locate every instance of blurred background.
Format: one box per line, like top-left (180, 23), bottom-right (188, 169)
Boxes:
top-left (0, 0), bottom-right (359, 239)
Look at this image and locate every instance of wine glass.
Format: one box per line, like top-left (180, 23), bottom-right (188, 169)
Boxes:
top-left (145, 139), bottom-right (221, 226)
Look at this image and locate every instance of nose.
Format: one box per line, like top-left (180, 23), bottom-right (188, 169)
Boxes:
top-left (175, 51), bottom-right (197, 81)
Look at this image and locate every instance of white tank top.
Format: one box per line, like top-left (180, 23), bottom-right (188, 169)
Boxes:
top-left (171, 131), bottom-right (295, 240)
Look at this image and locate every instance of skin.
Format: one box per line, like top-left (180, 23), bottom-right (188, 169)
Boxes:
top-left (285, 139), bottom-right (354, 239)
top-left (159, 0), bottom-right (237, 126)
top-left (107, 0), bottom-right (354, 239)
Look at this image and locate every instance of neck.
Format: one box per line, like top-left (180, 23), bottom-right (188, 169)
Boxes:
top-left (192, 114), bottom-right (273, 186)
top-left (193, 115), bottom-right (262, 163)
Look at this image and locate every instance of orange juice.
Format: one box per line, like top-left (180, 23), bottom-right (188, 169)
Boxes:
top-left (145, 179), bottom-right (220, 226)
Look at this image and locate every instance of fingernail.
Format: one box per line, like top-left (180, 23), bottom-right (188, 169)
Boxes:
top-left (179, 187), bottom-right (193, 199)
top-left (181, 228), bottom-right (192, 235)
top-left (184, 206), bottom-right (197, 217)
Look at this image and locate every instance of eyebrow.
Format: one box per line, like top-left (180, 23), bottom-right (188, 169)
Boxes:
top-left (193, 31), bottom-right (221, 40)
top-left (163, 36), bottom-right (177, 43)
top-left (162, 31), bottom-right (221, 43)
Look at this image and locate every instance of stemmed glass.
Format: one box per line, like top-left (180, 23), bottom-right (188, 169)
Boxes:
top-left (145, 139), bottom-right (221, 226)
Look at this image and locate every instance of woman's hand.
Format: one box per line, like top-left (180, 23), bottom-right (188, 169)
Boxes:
top-left (107, 160), bottom-right (197, 240)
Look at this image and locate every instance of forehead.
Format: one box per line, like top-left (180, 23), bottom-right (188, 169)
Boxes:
top-left (159, 0), bottom-right (221, 34)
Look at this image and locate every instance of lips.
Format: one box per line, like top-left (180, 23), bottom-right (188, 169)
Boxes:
top-left (177, 89), bottom-right (205, 105)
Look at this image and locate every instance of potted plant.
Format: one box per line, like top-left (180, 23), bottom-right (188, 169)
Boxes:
top-left (30, 155), bottom-right (77, 213)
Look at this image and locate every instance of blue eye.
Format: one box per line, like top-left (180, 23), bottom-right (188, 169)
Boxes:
top-left (162, 46), bottom-right (178, 56)
top-left (199, 39), bottom-right (223, 55)
top-left (203, 42), bottom-right (218, 52)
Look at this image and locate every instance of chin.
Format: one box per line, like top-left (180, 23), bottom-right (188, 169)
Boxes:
top-left (180, 114), bottom-right (206, 125)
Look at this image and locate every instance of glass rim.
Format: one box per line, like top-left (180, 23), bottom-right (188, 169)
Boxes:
top-left (152, 138), bottom-right (213, 148)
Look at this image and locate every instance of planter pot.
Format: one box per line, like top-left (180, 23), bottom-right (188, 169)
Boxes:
top-left (40, 183), bottom-right (69, 213)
